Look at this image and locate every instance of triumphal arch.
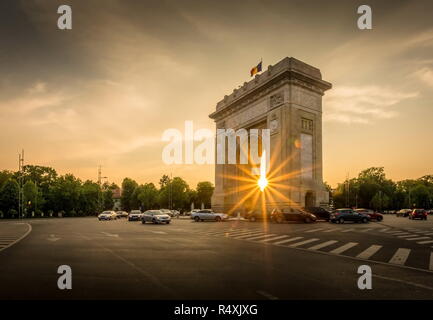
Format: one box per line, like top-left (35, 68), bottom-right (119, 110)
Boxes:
top-left (209, 57), bottom-right (332, 214)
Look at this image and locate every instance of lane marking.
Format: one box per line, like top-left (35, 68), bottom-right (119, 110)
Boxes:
top-left (256, 290), bottom-right (279, 300)
top-left (418, 240), bottom-right (433, 244)
top-left (308, 240), bottom-right (338, 250)
top-left (305, 228), bottom-right (325, 233)
top-left (287, 238), bottom-right (320, 248)
top-left (233, 232), bottom-right (266, 239)
top-left (329, 242), bottom-right (358, 254)
top-left (356, 245), bottom-right (382, 259)
top-left (430, 252), bottom-right (433, 271)
top-left (341, 228), bottom-right (355, 233)
top-left (379, 228), bottom-right (390, 232)
top-left (389, 248), bottom-right (411, 265)
top-left (243, 234), bottom-right (276, 241)
top-left (322, 228), bottom-right (339, 233)
top-left (360, 228), bottom-right (373, 233)
top-left (398, 235), bottom-right (417, 238)
top-left (406, 237), bottom-right (430, 241)
top-left (258, 235), bottom-right (289, 243)
top-left (0, 223), bottom-right (32, 253)
top-left (273, 237), bottom-right (303, 245)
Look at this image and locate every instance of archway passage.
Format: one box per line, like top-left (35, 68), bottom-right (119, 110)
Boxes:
top-left (305, 191), bottom-right (315, 207)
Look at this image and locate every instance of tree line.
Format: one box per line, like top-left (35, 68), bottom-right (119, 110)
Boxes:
top-left (0, 165), bottom-right (214, 218)
top-left (331, 167), bottom-right (433, 210)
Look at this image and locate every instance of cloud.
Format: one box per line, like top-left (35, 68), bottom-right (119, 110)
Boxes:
top-left (324, 86), bottom-right (419, 124)
top-left (414, 67), bottom-right (433, 87)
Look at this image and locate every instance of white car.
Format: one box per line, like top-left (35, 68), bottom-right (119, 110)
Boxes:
top-left (191, 209), bottom-right (229, 222)
top-left (160, 209), bottom-right (173, 217)
top-left (128, 210), bottom-right (142, 221)
top-left (141, 210), bottom-right (171, 224)
top-left (98, 211), bottom-right (117, 221)
top-left (186, 209), bottom-right (200, 216)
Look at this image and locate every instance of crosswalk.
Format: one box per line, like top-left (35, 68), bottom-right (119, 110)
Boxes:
top-left (193, 227), bottom-right (433, 271)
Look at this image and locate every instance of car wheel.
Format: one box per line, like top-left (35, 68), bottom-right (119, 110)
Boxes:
top-left (362, 217), bottom-right (368, 223)
top-left (215, 216), bottom-right (221, 222)
top-left (141, 220), bottom-right (146, 224)
top-left (338, 217), bottom-right (344, 224)
top-left (377, 217), bottom-right (383, 222)
top-left (194, 216), bottom-right (200, 222)
top-left (166, 221), bottom-right (170, 224)
top-left (152, 219), bottom-right (157, 224)
top-left (304, 217), bottom-right (311, 223)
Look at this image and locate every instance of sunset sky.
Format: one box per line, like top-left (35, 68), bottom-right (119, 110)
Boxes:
top-left (0, 0), bottom-right (432, 188)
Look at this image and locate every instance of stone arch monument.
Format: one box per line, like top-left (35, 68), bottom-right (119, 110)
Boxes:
top-left (209, 57), bottom-right (332, 214)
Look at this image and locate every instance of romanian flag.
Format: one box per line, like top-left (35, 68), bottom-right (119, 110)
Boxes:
top-left (250, 61), bottom-right (262, 77)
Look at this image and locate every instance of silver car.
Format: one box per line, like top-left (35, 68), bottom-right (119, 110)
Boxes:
top-left (128, 210), bottom-right (142, 221)
top-left (141, 210), bottom-right (171, 224)
top-left (98, 211), bottom-right (117, 221)
top-left (191, 209), bottom-right (229, 222)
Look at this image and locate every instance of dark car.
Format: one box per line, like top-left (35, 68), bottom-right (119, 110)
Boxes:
top-left (330, 208), bottom-right (370, 224)
top-left (354, 208), bottom-right (383, 222)
top-left (244, 210), bottom-right (271, 222)
top-left (303, 207), bottom-right (331, 221)
top-left (409, 209), bottom-right (427, 220)
top-left (271, 208), bottom-right (317, 224)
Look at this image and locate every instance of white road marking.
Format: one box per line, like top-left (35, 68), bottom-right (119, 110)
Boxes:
top-left (233, 232), bottom-right (266, 239)
top-left (329, 242), bottom-right (358, 254)
top-left (258, 235), bottom-right (289, 243)
top-left (287, 238), bottom-right (320, 248)
top-left (256, 290), bottom-right (279, 300)
top-left (405, 237), bottom-right (430, 241)
top-left (0, 223), bottom-right (32, 253)
top-left (46, 234), bottom-right (60, 242)
top-left (398, 235), bottom-right (417, 238)
top-left (430, 252), bottom-right (433, 271)
top-left (273, 237), bottom-right (304, 245)
top-left (308, 240), bottom-right (338, 250)
top-left (101, 232), bottom-right (119, 238)
top-left (356, 245), bottom-right (382, 259)
top-left (341, 228), bottom-right (355, 233)
top-left (360, 228), bottom-right (373, 233)
top-left (418, 240), bottom-right (433, 245)
top-left (243, 234), bottom-right (276, 241)
top-left (389, 248), bottom-right (411, 265)
top-left (389, 232), bottom-right (410, 235)
top-left (379, 228), bottom-right (390, 232)
top-left (305, 228), bottom-right (326, 233)
top-left (322, 228), bottom-right (339, 233)
top-left (151, 231), bottom-right (167, 234)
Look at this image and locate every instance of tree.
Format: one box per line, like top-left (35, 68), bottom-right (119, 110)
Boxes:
top-left (0, 179), bottom-right (19, 215)
top-left (79, 180), bottom-right (100, 215)
top-left (196, 181), bottom-right (214, 208)
top-left (0, 170), bottom-right (13, 190)
top-left (137, 183), bottom-right (158, 211)
top-left (46, 174), bottom-right (81, 215)
top-left (159, 174), bottom-right (171, 188)
top-left (158, 176), bottom-right (189, 210)
top-left (23, 180), bottom-right (39, 216)
top-left (121, 178), bottom-right (138, 211)
top-left (103, 188), bottom-right (114, 210)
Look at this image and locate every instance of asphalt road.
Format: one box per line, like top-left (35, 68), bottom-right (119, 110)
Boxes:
top-left (0, 215), bottom-right (432, 300)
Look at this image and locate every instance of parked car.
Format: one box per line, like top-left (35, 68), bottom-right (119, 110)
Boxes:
top-left (171, 210), bottom-right (180, 217)
top-left (354, 208), bottom-right (383, 221)
top-left (191, 209), bottom-right (229, 222)
top-left (330, 209), bottom-right (370, 224)
top-left (128, 210), bottom-right (142, 221)
top-left (396, 209), bottom-right (412, 217)
top-left (186, 209), bottom-right (200, 216)
top-left (160, 209), bottom-right (173, 217)
top-left (270, 208), bottom-right (317, 223)
top-left (409, 209), bottom-right (428, 220)
top-left (303, 207), bottom-right (331, 221)
top-left (244, 210), bottom-right (271, 222)
top-left (116, 211), bottom-right (128, 218)
top-left (141, 210), bottom-right (171, 224)
top-left (98, 211), bottom-right (117, 221)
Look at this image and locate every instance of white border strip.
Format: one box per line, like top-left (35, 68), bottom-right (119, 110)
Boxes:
top-left (0, 223), bottom-right (32, 253)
